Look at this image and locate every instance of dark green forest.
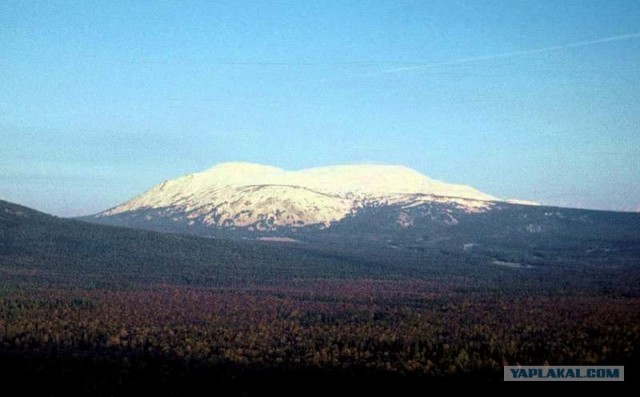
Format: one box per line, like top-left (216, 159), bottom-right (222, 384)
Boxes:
top-left (1, 199), bottom-right (639, 394)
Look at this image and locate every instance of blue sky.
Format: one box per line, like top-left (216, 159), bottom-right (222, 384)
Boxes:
top-left (1, 0), bottom-right (639, 216)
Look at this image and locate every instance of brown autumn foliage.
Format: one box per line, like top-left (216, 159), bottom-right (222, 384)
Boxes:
top-left (1, 279), bottom-right (638, 377)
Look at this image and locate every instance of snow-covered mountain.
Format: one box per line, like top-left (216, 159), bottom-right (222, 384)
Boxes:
top-left (92, 162), bottom-right (521, 232)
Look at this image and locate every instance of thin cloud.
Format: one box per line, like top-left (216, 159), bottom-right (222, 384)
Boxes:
top-left (376, 32), bottom-right (640, 75)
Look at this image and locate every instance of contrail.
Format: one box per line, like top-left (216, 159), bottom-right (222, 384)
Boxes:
top-left (376, 32), bottom-right (640, 75)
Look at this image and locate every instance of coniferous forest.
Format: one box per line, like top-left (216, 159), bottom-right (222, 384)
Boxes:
top-left (1, 200), bottom-right (639, 393)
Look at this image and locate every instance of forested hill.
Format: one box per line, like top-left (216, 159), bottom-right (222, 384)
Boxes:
top-left (0, 199), bottom-right (459, 289)
top-left (2, 199), bottom-right (640, 296)
top-left (1, 199), bottom-right (373, 288)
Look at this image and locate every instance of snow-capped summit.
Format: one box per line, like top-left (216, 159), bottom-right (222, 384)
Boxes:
top-left (142, 162), bottom-right (494, 198)
top-left (95, 162), bottom-right (509, 231)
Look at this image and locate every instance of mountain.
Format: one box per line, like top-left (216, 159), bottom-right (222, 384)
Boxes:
top-left (83, 162), bottom-right (640, 270)
top-left (89, 162), bottom-right (504, 233)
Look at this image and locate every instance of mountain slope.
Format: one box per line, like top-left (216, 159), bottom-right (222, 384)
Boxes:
top-left (0, 199), bottom-right (408, 288)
